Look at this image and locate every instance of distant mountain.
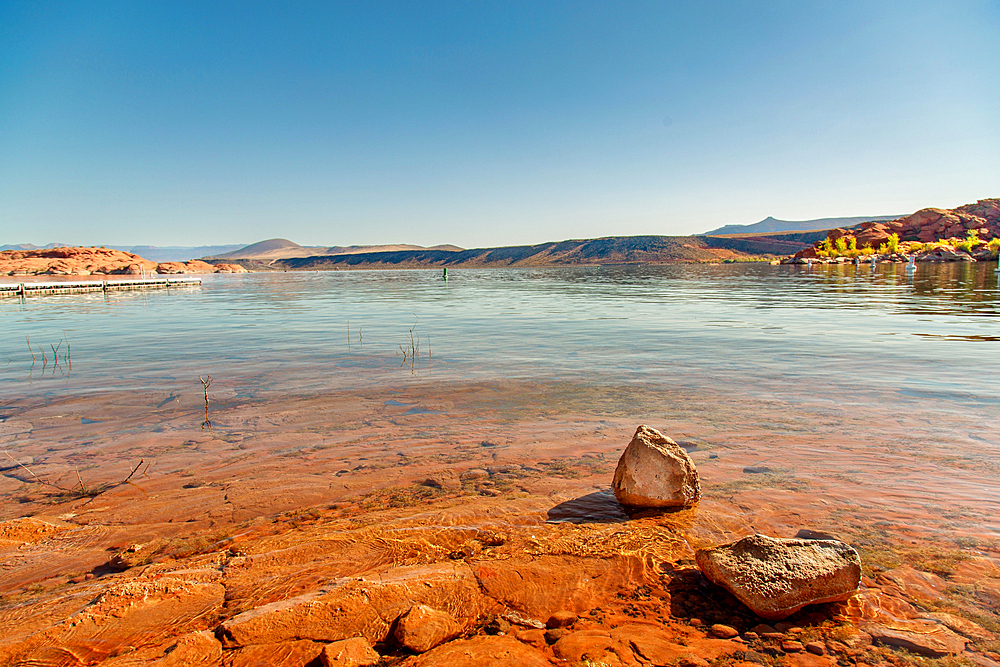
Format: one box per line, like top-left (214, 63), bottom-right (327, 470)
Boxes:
top-left (111, 245), bottom-right (245, 262)
top-left (0, 242), bottom-right (70, 251)
top-left (704, 215), bottom-right (902, 236)
top-left (211, 238), bottom-right (465, 261)
top-left (1, 243), bottom-right (244, 261)
top-left (326, 244), bottom-right (464, 255)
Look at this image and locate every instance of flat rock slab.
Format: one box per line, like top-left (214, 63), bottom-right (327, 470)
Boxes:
top-left (865, 621), bottom-right (967, 657)
top-left (612, 425), bottom-right (700, 508)
top-left (219, 562), bottom-right (495, 648)
top-left (404, 635), bottom-right (551, 667)
top-left (696, 534), bottom-right (861, 620)
top-left (228, 638), bottom-right (327, 667)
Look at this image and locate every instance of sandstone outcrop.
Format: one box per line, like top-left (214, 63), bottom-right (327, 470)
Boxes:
top-left (213, 262), bottom-right (250, 273)
top-left (612, 425), bottom-right (700, 508)
top-left (786, 198), bottom-right (1000, 263)
top-left (0, 247), bottom-right (159, 276)
top-left (155, 260), bottom-right (218, 274)
top-left (695, 534), bottom-right (861, 620)
top-left (0, 246), bottom-right (252, 275)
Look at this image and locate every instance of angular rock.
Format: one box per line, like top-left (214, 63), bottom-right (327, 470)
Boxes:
top-left (393, 604), bottom-right (461, 653)
top-left (320, 637), bottom-right (381, 667)
top-left (612, 425), bottom-right (700, 508)
top-left (695, 534), bottom-right (861, 620)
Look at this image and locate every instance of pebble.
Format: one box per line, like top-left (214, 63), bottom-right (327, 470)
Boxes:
top-left (689, 618), bottom-right (703, 627)
top-left (543, 628), bottom-right (566, 644)
top-left (805, 641), bottom-right (826, 656)
top-left (781, 640), bottom-right (804, 653)
top-left (546, 611), bottom-right (578, 629)
top-left (710, 624), bottom-right (739, 639)
top-left (742, 632), bottom-right (759, 641)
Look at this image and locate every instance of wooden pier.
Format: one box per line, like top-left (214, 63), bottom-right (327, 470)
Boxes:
top-left (0, 277), bottom-right (201, 298)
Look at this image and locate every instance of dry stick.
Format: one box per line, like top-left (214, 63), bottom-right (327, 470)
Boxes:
top-left (200, 376), bottom-right (213, 432)
top-left (75, 469), bottom-right (88, 496)
top-left (122, 459), bottom-right (144, 484)
top-left (26, 336), bottom-right (35, 363)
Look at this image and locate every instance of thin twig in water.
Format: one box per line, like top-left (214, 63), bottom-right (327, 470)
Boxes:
top-left (26, 336), bottom-right (35, 363)
top-left (122, 459), bottom-right (144, 484)
top-left (200, 376), bottom-right (213, 432)
top-left (64, 331), bottom-right (71, 370)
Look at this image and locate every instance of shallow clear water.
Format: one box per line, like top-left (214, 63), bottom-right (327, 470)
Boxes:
top-left (3, 263), bottom-right (1000, 538)
top-left (3, 263), bottom-right (999, 401)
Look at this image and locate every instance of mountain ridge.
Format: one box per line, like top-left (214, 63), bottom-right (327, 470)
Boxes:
top-left (704, 214), bottom-right (902, 236)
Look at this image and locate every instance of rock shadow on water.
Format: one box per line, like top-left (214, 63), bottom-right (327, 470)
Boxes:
top-left (545, 489), bottom-right (692, 524)
top-left (547, 490), bottom-right (628, 524)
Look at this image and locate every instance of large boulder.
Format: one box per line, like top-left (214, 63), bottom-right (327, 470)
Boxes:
top-left (612, 425), bottom-right (700, 508)
top-left (695, 534), bottom-right (861, 620)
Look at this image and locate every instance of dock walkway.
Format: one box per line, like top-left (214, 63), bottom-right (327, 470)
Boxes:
top-left (0, 277), bottom-right (201, 298)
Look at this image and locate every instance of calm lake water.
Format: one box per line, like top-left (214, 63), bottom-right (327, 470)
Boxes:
top-left (3, 263), bottom-right (999, 403)
top-left (3, 263), bottom-right (1000, 538)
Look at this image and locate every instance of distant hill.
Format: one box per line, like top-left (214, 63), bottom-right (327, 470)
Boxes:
top-left (113, 245), bottom-right (245, 262)
top-left (704, 214), bottom-right (902, 236)
top-left (0, 242), bottom-right (70, 251)
top-left (271, 235), bottom-right (785, 270)
top-left (0, 243), bottom-right (244, 262)
top-left (211, 238), bottom-right (465, 261)
top-left (210, 238), bottom-right (328, 260)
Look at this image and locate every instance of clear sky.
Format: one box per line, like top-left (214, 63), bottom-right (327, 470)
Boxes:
top-left (2, 1), bottom-right (998, 248)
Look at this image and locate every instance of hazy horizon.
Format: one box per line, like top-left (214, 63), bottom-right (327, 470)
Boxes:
top-left (2, 2), bottom-right (997, 248)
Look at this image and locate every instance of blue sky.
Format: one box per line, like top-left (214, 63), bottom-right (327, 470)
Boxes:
top-left (2, 1), bottom-right (998, 248)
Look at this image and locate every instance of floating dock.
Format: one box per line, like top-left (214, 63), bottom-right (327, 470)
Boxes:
top-left (0, 277), bottom-right (201, 298)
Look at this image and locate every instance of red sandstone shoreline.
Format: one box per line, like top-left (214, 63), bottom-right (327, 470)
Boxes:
top-left (1, 380), bottom-right (998, 666)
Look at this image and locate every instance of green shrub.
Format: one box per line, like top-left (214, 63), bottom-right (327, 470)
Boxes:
top-left (954, 230), bottom-right (982, 253)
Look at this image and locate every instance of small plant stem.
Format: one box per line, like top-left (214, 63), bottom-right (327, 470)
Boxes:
top-left (75, 469), bottom-right (87, 495)
top-left (26, 336), bottom-right (35, 362)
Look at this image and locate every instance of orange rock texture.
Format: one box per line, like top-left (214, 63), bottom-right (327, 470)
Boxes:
top-left (0, 246), bottom-right (249, 275)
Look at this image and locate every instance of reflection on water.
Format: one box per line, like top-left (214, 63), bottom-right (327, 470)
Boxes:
top-left (2, 263), bottom-right (998, 402)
